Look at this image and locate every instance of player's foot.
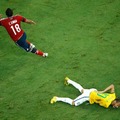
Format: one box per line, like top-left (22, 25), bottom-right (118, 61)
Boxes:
top-left (50, 96), bottom-right (57, 104)
top-left (43, 53), bottom-right (48, 57)
top-left (64, 77), bottom-right (70, 85)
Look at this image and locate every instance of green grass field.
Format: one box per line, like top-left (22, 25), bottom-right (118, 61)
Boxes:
top-left (0, 0), bottom-right (120, 120)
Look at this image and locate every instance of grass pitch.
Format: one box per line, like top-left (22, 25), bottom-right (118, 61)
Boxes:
top-left (0, 0), bottom-right (120, 120)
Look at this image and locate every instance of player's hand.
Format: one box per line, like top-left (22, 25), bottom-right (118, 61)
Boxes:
top-left (26, 19), bottom-right (36, 24)
top-left (32, 21), bottom-right (36, 24)
top-left (31, 20), bottom-right (36, 24)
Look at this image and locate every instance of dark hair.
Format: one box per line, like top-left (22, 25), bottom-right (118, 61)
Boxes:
top-left (6, 8), bottom-right (13, 17)
top-left (115, 98), bottom-right (120, 102)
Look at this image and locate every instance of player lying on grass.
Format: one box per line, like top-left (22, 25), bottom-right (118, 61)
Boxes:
top-left (50, 77), bottom-right (120, 108)
top-left (0, 8), bottom-right (48, 57)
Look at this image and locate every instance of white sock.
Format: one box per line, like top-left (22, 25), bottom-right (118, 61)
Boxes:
top-left (57, 97), bottom-right (73, 105)
top-left (68, 79), bottom-right (84, 93)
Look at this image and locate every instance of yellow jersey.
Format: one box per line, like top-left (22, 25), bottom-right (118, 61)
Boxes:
top-left (89, 91), bottom-right (116, 108)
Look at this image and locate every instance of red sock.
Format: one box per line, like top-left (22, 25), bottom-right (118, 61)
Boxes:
top-left (35, 50), bottom-right (43, 56)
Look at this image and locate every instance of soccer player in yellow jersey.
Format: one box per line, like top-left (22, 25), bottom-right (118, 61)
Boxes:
top-left (50, 77), bottom-right (120, 108)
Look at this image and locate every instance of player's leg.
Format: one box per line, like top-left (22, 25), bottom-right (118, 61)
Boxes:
top-left (29, 44), bottom-right (45, 56)
top-left (65, 77), bottom-right (84, 93)
top-left (73, 88), bottom-right (97, 106)
top-left (26, 40), bottom-right (31, 45)
top-left (27, 41), bottom-right (48, 57)
top-left (73, 93), bottom-right (89, 106)
top-left (16, 33), bottom-right (30, 51)
top-left (50, 96), bottom-right (74, 105)
top-left (16, 33), bottom-right (48, 57)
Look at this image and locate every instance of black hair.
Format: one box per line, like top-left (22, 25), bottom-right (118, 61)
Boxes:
top-left (115, 98), bottom-right (120, 102)
top-left (6, 8), bottom-right (13, 17)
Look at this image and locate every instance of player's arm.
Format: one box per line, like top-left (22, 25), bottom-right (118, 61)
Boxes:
top-left (24, 19), bottom-right (36, 24)
top-left (98, 84), bottom-right (115, 94)
top-left (17, 15), bottom-right (36, 24)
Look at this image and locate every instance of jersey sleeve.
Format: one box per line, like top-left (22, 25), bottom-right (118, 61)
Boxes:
top-left (17, 15), bottom-right (26, 22)
top-left (22, 17), bottom-right (26, 22)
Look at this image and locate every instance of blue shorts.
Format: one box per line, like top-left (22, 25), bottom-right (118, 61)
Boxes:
top-left (16, 32), bottom-right (30, 52)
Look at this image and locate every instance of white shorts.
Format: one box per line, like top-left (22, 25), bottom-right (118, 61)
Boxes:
top-left (73, 88), bottom-right (97, 106)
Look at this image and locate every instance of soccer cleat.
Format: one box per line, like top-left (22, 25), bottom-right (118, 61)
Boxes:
top-left (50, 96), bottom-right (57, 104)
top-left (43, 53), bottom-right (48, 57)
top-left (64, 77), bottom-right (70, 85)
